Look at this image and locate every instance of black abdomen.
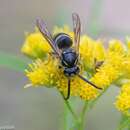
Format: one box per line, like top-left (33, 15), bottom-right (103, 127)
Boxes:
top-left (53, 33), bottom-right (72, 49)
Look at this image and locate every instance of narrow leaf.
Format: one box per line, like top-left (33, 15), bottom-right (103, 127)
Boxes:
top-left (0, 51), bottom-right (28, 72)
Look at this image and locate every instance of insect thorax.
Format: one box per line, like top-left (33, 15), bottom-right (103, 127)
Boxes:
top-left (61, 49), bottom-right (77, 67)
top-left (61, 49), bottom-right (79, 76)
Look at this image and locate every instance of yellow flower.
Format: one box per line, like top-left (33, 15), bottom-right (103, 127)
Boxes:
top-left (90, 40), bottom-right (125, 88)
top-left (21, 28), bottom-right (51, 59)
top-left (109, 39), bottom-right (125, 54)
top-left (124, 61), bottom-right (130, 78)
top-left (79, 35), bottom-right (95, 69)
top-left (126, 37), bottom-right (130, 51)
top-left (23, 25), bottom-right (100, 100)
top-left (93, 40), bottom-right (106, 61)
top-left (25, 56), bottom-right (59, 87)
top-left (91, 64), bottom-right (119, 88)
top-left (115, 83), bottom-right (130, 116)
top-left (25, 54), bottom-right (98, 100)
top-left (79, 36), bottom-right (105, 70)
top-left (53, 25), bottom-right (74, 38)
top-left (79, 82), bottom-right (98, 100)
top-left (22, 25), bottom-right (130, 102)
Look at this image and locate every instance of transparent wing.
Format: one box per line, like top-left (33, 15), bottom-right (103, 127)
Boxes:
top-left (72, 13), bottom-right (81, 53)
top-left (36, 18), bottom-right (60, 57)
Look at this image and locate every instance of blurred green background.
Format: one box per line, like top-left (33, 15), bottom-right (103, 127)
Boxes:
top-left (0, 0), bottom-right (130, 130)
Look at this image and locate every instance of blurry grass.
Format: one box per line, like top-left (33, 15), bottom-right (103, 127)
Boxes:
top-left (0, 51), bottom-right (27, 72)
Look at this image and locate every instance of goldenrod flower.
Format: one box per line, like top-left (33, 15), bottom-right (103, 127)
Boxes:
top-left (25, 56), bottom-right (58, 87)
top-left (79, 36), bottom-right (106, 70)
top-left (115, 83), bottom-right (130, 116)
top-left (22, 26), bottom-right (102, 100)
top-left (53, 25), bottom-right (74, 38)
top-left (123, 58), bottom-right (130, 79)
top-left (25, 54), bottom-right (98, 100)
top-left (22, 25), bottom-right (130, 103)
top-left (126, 37), bottom-right (130, 51)
top-left (109, 39), bottom-right (125, 54)
top-left (21, 28), bottom-right (51, 59)
top-left (90, 40), bottom-right (125, 88)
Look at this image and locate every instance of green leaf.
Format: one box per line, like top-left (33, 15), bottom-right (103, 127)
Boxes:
top-left (0, 51), bottom-right (28, 72)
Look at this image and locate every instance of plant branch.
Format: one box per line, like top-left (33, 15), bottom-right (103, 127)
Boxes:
top-left (61, 93), bottom-right (79, 122)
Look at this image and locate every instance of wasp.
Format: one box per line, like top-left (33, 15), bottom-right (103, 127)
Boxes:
top-left (36, 13), bottom-right (102, 100)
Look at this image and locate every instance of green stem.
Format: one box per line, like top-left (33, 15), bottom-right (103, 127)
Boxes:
top-left (64, 98), bottom-right (79, 121)
top-left (60, 93), bottom-right (79, 122)
top-left (81, 102), bottom-right (88, 120)
top-left (117, 119), bottom-right (130, 130)
top-left (78, 87), bottom-right (109, 130)
top-left (61, 94), bottom-right (82, 130)
top-left (79, 101), bottom-right (89, 130)
top-left (61, 93), bottom-right (90, 130)
top-left (117, 114), bottom-right (130, 130)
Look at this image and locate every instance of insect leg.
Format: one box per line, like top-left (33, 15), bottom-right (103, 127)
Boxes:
top-left (78, 74), bottom-right (102, 90)
top-left (63, 78), bottom-right (71, 100)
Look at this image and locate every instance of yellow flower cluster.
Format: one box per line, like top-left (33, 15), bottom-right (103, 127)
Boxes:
top-left (22, 25), bottom-right (130, 106)
top-left (91, 40), bottom-right (125, 88)
top-left (21, 28), bottom-right (51, 59)
top-left (56, 74), bottom-right (98, 100)
top-left (79, 36), bottom-right (106, 70)
top-left (25, 57), bottom-right (58, 87)
top-left (114, 38), bottom-right (130, 116)
top-left (115, 83), bottom-right (130, 116)
top-left (53, 25), bottom-right (74, 38)
top-left (25, 54), bottom-right (98, 100)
